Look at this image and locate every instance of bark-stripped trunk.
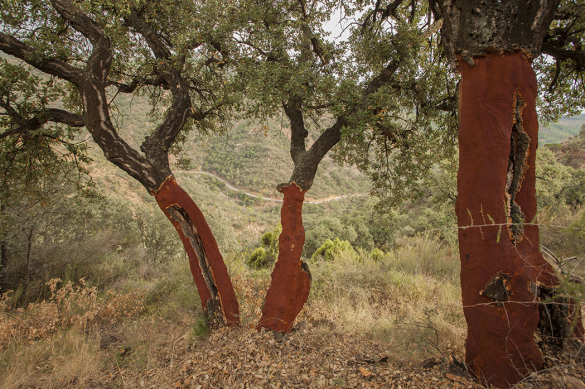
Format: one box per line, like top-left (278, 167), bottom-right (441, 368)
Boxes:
top-left (255, 99), bottom-right (343, 332)
top-left (257, 183), bottom-right (311, 332)
top-left (432, 0), bottom-right (585, 385)
top-left (456, 52), bottom-right (557, 386)
top-left (154, 176), bottom-right (239, 327)
top-left (254, 54), bottom-right (397, 332)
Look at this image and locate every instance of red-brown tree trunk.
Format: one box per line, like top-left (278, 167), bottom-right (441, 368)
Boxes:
top-left (456, 52), bottom-right (557, 387)
top-left (257, 183), bottom-right (311, 332)
top-left (154, 176), bottom-right (239, 327)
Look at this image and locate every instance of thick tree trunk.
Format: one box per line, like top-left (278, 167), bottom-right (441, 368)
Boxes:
top-left (154, 176), bottom-right (239, 328)
top-left (456, 52), bottom-right (558, 387)
top-left (257, 183), bottom-right (311, 332)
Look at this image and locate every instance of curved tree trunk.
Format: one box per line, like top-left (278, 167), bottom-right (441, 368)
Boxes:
top-left (456, 52), bottom-right (557, 386)
top-left (257, 183), bottom-right (311, 332)
top-left (154, 176), bottom-right (240, 328)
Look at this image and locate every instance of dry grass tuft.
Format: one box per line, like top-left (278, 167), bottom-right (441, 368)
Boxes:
top-left (0, 330), bottom-right (101, 389)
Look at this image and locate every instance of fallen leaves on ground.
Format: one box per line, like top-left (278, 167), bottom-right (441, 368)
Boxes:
top-left (85, 320), bottom-right (584, 389)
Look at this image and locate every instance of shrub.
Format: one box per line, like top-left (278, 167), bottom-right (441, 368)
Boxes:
top-left (0, 278), bottom-right (144, 350)
top-left (246, 247), bottom-right (269, 270)
top-left (261, 231), bottom-right (273, 247)
top-left (245, 224), bottom-right (281, 269)
top-left (371, 248), bottom-right (384, 262)
top-left (311, 238), bottom-right (356, 262)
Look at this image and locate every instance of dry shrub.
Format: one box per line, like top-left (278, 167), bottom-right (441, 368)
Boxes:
top-left (0, 278), bottom-right (145, 350)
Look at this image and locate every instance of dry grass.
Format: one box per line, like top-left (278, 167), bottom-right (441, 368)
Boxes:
top-left (304, 235), bottom-right (465, 362)
top-left (0, 279), bottom-right (145, 351)
top-left (0, 330), bottom-right (101, 389)
top-left (0, 236), bottom-right (468, 387)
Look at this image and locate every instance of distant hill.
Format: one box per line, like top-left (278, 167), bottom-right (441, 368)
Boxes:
top-left (539, 114), bottom-right (585, 145)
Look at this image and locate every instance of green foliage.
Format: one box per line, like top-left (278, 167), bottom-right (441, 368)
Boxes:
top-left (370, 248), bottom-right (384, 262)
top-left (539, 116), bottom-right (585, 144)
top-left (260, 231), bottom-right (273, 247)
top-left (246, 247), bottom-right (269, 270)
top-left (535, 0), bottom-right (585, 122)
top-left (245, 224), bottom-right (281, 270)
top-left (536, 147), bottom-right (574, 209)
top-left (538, 133), bottom-right (585, 209)
top-left (331, 1), bottom-right (460, 209)
top-left (192, 318), bottom-right (210, 339)
top-left (305, 216), bottom-right (358, 257)
top-left (311, 238), bottom-right (356, 263)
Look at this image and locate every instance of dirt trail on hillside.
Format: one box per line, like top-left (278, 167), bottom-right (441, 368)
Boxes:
top-left (176, 170), bottom-right (367, 204)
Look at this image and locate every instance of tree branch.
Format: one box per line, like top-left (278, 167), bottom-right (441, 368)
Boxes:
top-left (542, 42), bottom-right (585, 72)
top-left (283, 99), bottom-right (308, 164)
top-left (125, 10), bottom-right (172, 59)
top-left (50, 0), bottom-right (112, 82)
top-left (0, 33), bottom-right (83, 84)
top-left (124, 10), bottom-right (193, 168)
top-left (0, 104), bottom-right (84, 141)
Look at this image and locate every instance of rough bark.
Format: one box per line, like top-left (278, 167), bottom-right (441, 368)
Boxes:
top-left (154, 176), bottom-right (240, 327)
top-left (456, 52), bottom-right (557, 387)
top-left (438, 0), bottom-right (560, 70)
top-left (257, 183), bottom-right (311, 332)
top-left (0, 240), bottom-right (6, 271)
top-left (0, 204), bottom-right (6, 273)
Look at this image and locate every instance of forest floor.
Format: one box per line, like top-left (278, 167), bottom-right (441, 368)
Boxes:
top-left (83, 320), bottom-right (583, 389)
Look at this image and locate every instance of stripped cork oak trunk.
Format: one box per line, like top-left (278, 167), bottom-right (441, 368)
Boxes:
top-left (155, 176), bottom-right (240, 328)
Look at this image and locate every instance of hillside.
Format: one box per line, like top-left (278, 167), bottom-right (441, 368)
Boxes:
top-left (539, 114), bottom-right (585, 144)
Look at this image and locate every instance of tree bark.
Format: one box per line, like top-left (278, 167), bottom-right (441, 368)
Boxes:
top-left (456, 52), bottom-right (557, 387)
top-left (154, 176), bottom-right (240, 327)
top-left (257, 183), bottom-right (311, 332)
top-left (0, 204), bottom-right (7, 273)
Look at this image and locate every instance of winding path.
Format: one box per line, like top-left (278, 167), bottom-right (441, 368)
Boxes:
top-left (176, 170), bottom-right (367, 204)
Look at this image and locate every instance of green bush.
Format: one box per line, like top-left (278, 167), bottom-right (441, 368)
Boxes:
top-left (261, 231), bottom-right (273, 247)
top-left (371, 248), bottom-right (384, 262)
top-left (311, 238), bottom-right (356, 262)
top-left (246, 247), bottom-right (269, 269)
top-left (245, 224), bottom-right (281, 270)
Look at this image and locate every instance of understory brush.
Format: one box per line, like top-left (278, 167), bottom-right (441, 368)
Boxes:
top-left (539, 205), bottom-right (585, 276)
top-left (0, 278), bottom-right (144, 351)
top-left (305, 234), bottom-right (465, 362)
top-left (0, 330), bottom-right (102, 389)
top-left (0, 235), bottom-right (471, 385)
top-left (0, 278), bottom-right (145, 389)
